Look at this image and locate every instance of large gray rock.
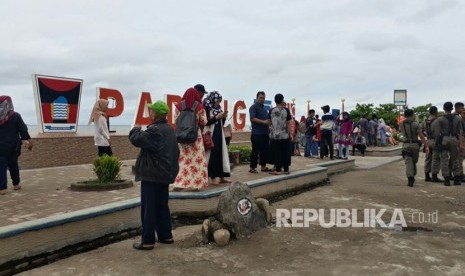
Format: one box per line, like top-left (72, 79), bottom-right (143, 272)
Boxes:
top-left (216, 182), bottom-right (267, 239)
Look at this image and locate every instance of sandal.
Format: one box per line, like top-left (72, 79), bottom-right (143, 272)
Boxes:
top-left (132, 242), bottom-right (154, 250)
top-left (283, 171), bottom-right (290, 175)
top-left (249, 169), bottom-right (259, 174)
top-left (157, 239), bottom-right (174, 244)
top-left (13, 185), bottom-right (21, 191)
top-left (260, 167), bottom-right (272, 172)
top-left (211, 180), bottom-right (221, 185)
top-left (220, 179), bottom-right (232, 184)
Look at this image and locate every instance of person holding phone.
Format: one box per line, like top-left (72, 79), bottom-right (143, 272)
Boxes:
top-left (203, 91), bottom-right (231, 185)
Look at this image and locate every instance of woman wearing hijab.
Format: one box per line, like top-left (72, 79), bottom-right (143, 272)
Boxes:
top-left (335, 112), bottom-right (353, 160)
top-left (89, 99), bottom-right (112, 156)
top-left (0, 96), bottom-right (33, 195)
top-left (172, 88), bottom-right (209, 191)
top-left (203, 91), bottom-right (231, 185)
top-left (378, 118), bottom-right (387, 146)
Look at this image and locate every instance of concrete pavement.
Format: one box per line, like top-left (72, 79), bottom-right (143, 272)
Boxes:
top-left (18, 158), bottom-right (465, 276)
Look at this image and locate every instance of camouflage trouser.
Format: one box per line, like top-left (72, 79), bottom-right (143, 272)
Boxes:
top-left (403, 143), bottom-right (420, 178)
top-left (424, 139), bottom-right (440, 174)
top-left (448, 142), bottom-right (463, 177)
top-left (441, 137), bottom-right (460, 177)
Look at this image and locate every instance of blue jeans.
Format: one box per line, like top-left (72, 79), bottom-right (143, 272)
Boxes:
top-left (140, 182), bottom-right (172, 244)
top-left (380, 131), bottom-right (386, 145)
top-left (304, 136), bottom-right (312, 156)
top-left (305, 135), bottom-right (319, 157)
top-left (0, 156), bottom-right (8, 190)
top-left (338, 143), bottom-right (350, 158)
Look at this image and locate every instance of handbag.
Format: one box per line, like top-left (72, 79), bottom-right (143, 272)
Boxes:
top-left (203, 131), bottom-right (214, 150)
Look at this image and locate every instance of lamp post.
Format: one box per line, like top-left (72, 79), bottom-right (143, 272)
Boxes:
top-left (307, 100), bottom-right (311, 112)
top-left (291, 98), bottom-right (296, 117)
top-left (341, 98), bottom-right (345, 113)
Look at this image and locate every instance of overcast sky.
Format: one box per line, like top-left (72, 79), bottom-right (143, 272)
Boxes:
top-left (1, 0), bottom-right (464, 125)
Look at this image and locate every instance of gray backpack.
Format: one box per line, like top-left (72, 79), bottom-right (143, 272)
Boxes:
top-left (175, 100), bottom-right (199, 143)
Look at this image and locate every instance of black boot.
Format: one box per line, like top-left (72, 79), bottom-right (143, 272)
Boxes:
top-left (425, 173), bottom-right (432, 182)
top-left (432, 174), bottom-right (443, 183)
top-left (454, 176), bottom-right (462, 186)
top-left (444, 176), bottom-right (451, 186)
top-left (408, 177), bottom-right (415, 187)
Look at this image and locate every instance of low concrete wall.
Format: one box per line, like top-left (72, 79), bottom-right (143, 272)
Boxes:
top-left (363, 146), bottom-right (402, 157)
top-left (19, 131), bottom-right (252, 169)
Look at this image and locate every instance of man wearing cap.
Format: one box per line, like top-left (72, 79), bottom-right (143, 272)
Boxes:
top-left (194, 84), bottom-right (208, 100)
top-left (436, 102), bottom-right (464, 186)
top-left (422, 106), bottom-right (442, 182)
top-left (129, 100), bottom-right (180, 250)
top-left (399, 109), bottom-right (429, 187)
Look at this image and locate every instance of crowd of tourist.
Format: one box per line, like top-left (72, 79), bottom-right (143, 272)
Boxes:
top-left (2, 88), bottom-right (464, 250)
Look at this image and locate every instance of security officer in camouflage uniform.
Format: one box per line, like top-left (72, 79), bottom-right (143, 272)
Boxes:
top-left (451, 102), bottom-right (465, 182)
top-left (460, 109), bottom-right (465, 181)
top-left (423, 106), bottom-right (442, 182)
top-left (400, 109), bottom-right (430, 187)
top-left (437, 102), bottom-right (464, 186)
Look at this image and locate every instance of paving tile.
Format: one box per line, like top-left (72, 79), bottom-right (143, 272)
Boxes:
top-left (0, 157), bottom-right (346, 227)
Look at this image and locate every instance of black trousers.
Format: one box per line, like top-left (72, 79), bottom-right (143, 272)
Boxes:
top-left (320, 132), bottom-right (334, 159)
top-left (353, 144), bottom-right (367, 155)
top-left (140, 181), bottom-right (173, 244)
top-left (271, 139), bottom-right (290, 172)
top-left (98, 146), bottom-right (113, 157)
top-left (8, 155), bottom-right (20, 185)
top-left (250, 134), bottom-right (269, 169)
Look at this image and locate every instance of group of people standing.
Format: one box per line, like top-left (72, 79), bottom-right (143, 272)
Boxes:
top-left (248, 92), bottom-right (293, 175)
top-left (401, 101), bottom-right (465, 187)
top-left (248, 92), bottom-right (364, 175)
top-left (400, 102), bottom-right (465, 187)
top-left (90, 85), bottom-right (233, 192)
top-left (171, 86), bottom-right (231, 191)
top-left (128, 84), bottom-right (234, 250)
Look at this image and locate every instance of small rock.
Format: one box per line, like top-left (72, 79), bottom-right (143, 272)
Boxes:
top-left (201, 219), bottom-right (211, 243)
top-left (256, 198), bottom-right (272, 223)
top-left (214, 229), bottom-right (231, 246)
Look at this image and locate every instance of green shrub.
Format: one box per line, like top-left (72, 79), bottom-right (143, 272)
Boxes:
top-left (93, 155), bottom-right (122, 183)
top-left (228, 145), bottom-right (252, 163)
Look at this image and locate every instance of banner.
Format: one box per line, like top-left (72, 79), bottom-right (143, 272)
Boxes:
top-left (394, 90), bottom-right (407, 106)
top-left (32, 74), bottom-right (83, 133)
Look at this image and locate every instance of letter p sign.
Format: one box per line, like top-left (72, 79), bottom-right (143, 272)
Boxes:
top-left (97, 88), bottom-right (124, 118)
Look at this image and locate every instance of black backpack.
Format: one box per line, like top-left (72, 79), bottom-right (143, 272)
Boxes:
top-left (175, 100), bottom-right (199, 143)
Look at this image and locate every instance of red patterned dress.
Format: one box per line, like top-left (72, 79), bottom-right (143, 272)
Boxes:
top-left (172, 109), bottom-right (208, 191)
